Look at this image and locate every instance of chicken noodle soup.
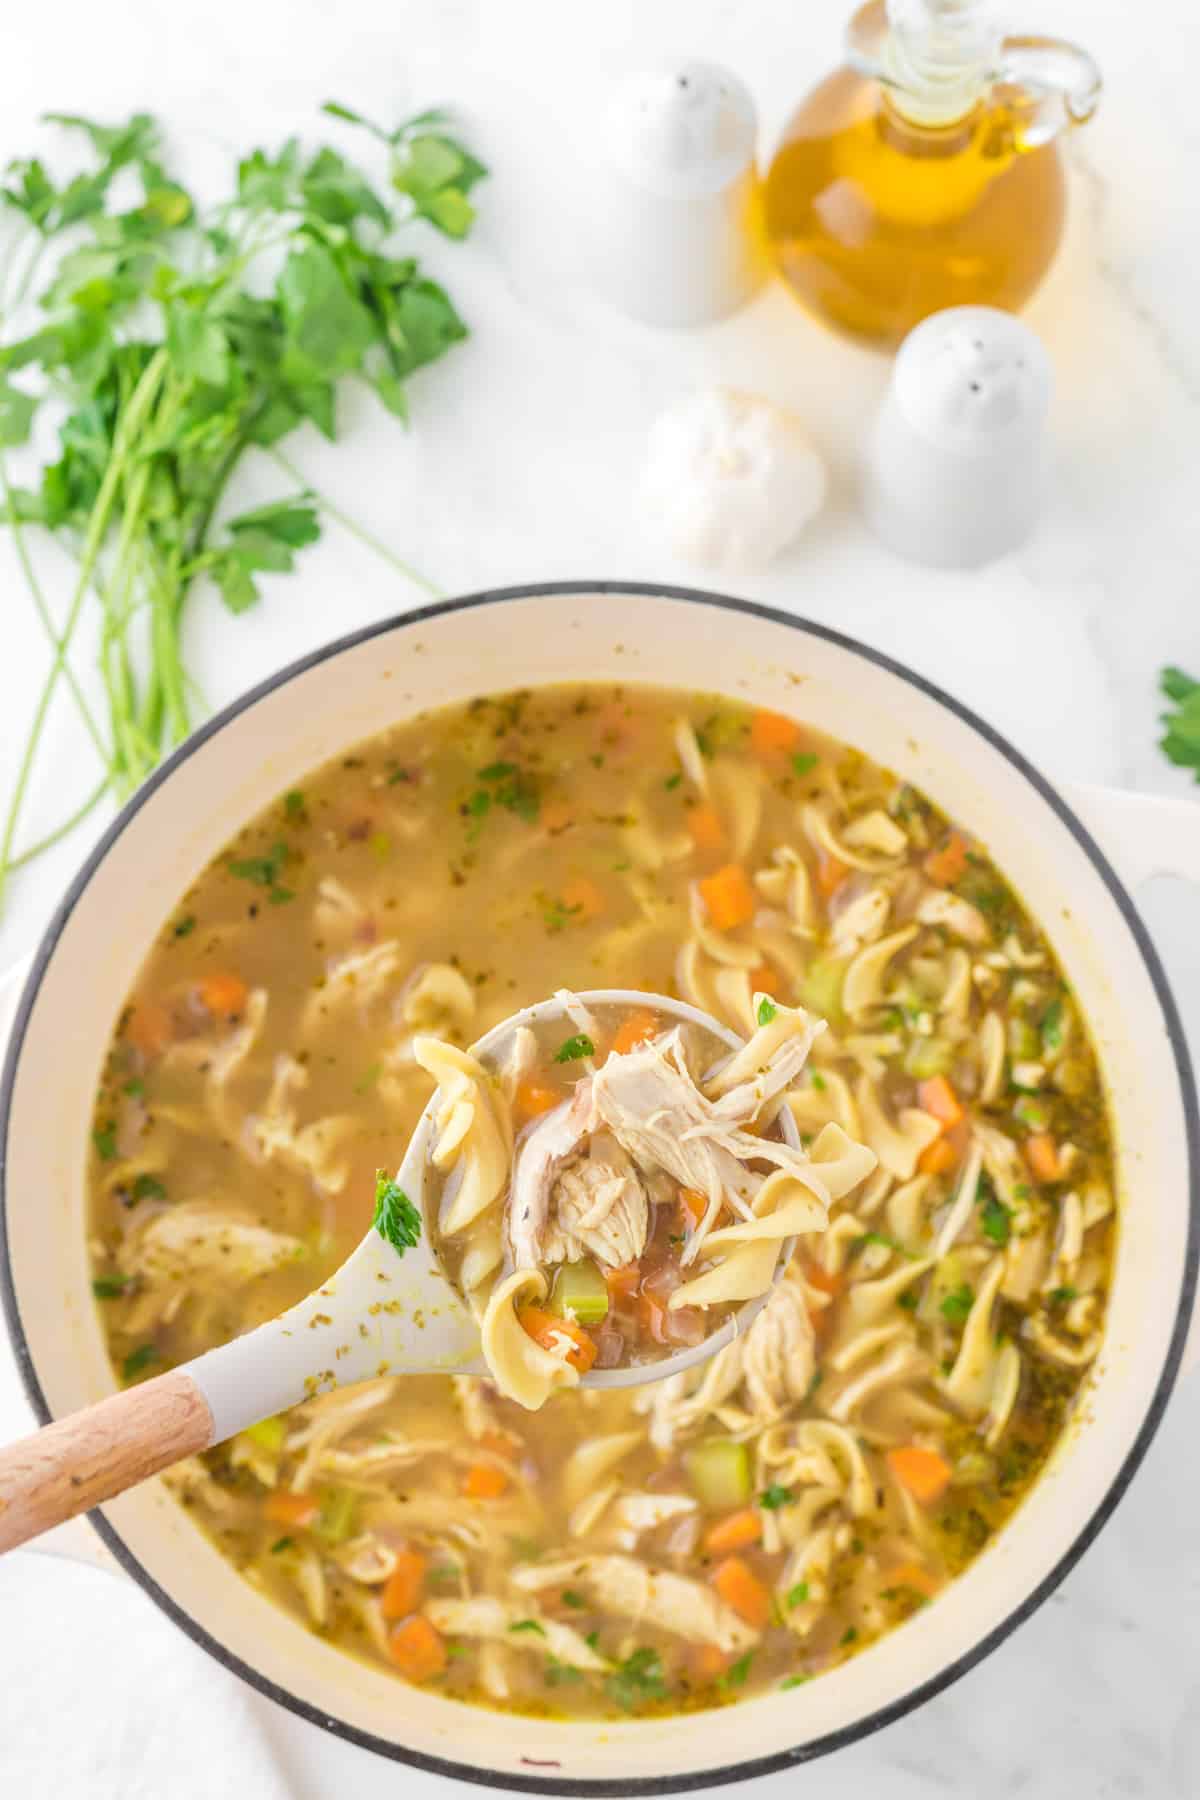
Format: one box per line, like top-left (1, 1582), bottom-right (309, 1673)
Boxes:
top-left (420, 996), bottom-right (876, 1404)
top-left (86, 684), bottom-right (1115, 1716)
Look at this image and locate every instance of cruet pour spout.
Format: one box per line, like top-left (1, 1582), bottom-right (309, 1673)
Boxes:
top-left (846, 0), bottom-right (1101, 144)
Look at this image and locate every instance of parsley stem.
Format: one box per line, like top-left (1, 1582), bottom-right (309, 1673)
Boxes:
top-left (8, 777), bottom-right (109, 871)
top-left (0, 458), bottom-right (110, 765)
top-left (0, 347), bottom-right (168, 906)
top-left (267, 446), bottom-right (440, 597)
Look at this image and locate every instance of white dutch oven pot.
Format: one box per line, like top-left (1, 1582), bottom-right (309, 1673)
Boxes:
top-left (2, 584), bottom-right (1198, 1792)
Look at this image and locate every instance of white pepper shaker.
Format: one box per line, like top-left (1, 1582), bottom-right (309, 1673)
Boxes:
top-left (590, 59), bottom-right (763, 328)
top-left (860, 306), bottom-right (1053, 567)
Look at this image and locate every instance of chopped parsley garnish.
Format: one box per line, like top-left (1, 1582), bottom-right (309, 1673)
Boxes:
top-left (605, 1646), bottom-right (667, 1711)
top-left (720, 1652), bottom-right (755, 1690)
top-left (132, 1173), bottom-right (167, 1202)
top-left (560, 1589), bottom-right (586, 1609)
top-left (780, 1673), bottom-right (811, 1689)
top-left (1041, 998), bottom-right (1064, 1050)
top-left (229, 840), bottom-right (294, 903)
top-left (553, 1033), bottom-right (595, 1063)
top-left (466, 760), bottom-right (539, 829)
top-left (122, 1343), bottom-right (160, 1381)
top-left (853, 1230), bottom-right (905, 1257)
top-left (270, 1536), bottom-right (294, 1554)
top-left (897, 1289), bottom-right (920, 1312)
top-left (172, 914), bottom-right (196, 939)
top-left (979, 1183), bottom-right (1012, 1247)
top-left (122, 1077), bottom-right (145, 1097)
top-left (369, 830), bottom-right (392, 862)
top-left (791, 752), bottom-right (819, 777)
top-left (839, 1627), bottom-right (859, 1648)
top-left (544, 1660), bottom-right (583, 1686)
top-left (353, 1063), bottom-right (382, 1094)
top-left (92, 1123), bottom-right (118, 1161)
top-left (810, 1071), bottom-right (826, 1090)
top-left (939, 1283), bottom-right (974, 1325)
top-left (1159, 666), bottom-right (1200, 780)
top-left (372, 1171), bottom-right (421, 1255)
top-left (507, 1619), bottom-right (546, 1636)
top-left (477, 760), bottom-right (517, 782)
top-left (1013, 1095), bottom-right (1051, 1131)
top-left (786, 1582), bottom-right (810, 1609)
top-left (663, 771), bottom-right (683, 790)
top-left (759, 1484), bottom-right (794, 1510)
top-left (542, 897), bottom-right (583, 933)
top-left (284, 789), bottom-right (306, 820)
top-left (92, 1276), bottom-right (131, 1299)
top-left (1049, 1285), bottom-right (1078, 1306)
top-left (756, 996), bottom-right (777, 1026)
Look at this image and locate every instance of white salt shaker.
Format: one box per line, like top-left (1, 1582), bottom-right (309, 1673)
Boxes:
top-left (590, 60), bottom-right (763, 328)
top-left (860, 306), bottom-right (1053, 567)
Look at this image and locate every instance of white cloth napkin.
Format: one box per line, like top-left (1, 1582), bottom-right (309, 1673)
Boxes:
top-left (0, 1341), bottom-right (295, 1799)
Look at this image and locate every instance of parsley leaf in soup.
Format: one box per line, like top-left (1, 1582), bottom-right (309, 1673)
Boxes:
top-left (756, 996), bottom-right (777, 1026)
top-left (759, 1484), bottom-right (794, 1510)
top-left (786, 1582), bottom-right (809, 1609)
top-left (228, 840), bottom-right (293, 903)
top-left (372, 1172), bottom-right (421, 1255)
top-left (720, 1652), bottom-right (755, 1690)
top-left (979, 1186), bottom-right (1012, 1247)
top-left (507, 1619), bottom-right (545, 1636)
top-left (122, 1343), bottom-right (160, 1381)
top-left (791, 752), bottom-right (819, 777)
top-left (939, 1283), bottom-right (975, 1325)
top-left (1159, 666), bottom-right (1200, 781)
top-left (560, 1589), bottom-right (586, 1609)
top-left (554, 1033), bottom-right (595, 1064)
top-left (605, 1647), bottom-right (667, 1712)
top-left (132, 1173), bottom-right (166, 1202)
top-left (92, 1275), bottom-right (130, 1299)
top-left (92, 1122), bottom-right (118, 1161)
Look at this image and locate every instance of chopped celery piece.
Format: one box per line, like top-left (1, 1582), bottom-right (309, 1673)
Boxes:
top-left (684, 1439), bottom-right (751, 1510)
top-left (801, 956), bottom-right (845, 1022)
top-left (1007, 1017), bottom-right (1040, 1061)
top-left (902, 1037), bottom-right (952, 1080)
top-left (244, 1415), bottom-right (287, 1453)
top-left (315, 1487), bottom-right (358, 1544)
top-left (549, 1259), bottom-right (609, 1326)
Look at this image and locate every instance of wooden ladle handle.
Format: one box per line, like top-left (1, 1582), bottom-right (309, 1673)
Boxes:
top-left (0, 1371), bottom-right (213, 1554)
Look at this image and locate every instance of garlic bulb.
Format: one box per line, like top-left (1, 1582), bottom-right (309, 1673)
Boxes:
top-left (639, 387), bottom-right (826, 571)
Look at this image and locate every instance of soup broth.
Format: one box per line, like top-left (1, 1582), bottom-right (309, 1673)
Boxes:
top-left (86, 684), bottom-right (1115, 1718)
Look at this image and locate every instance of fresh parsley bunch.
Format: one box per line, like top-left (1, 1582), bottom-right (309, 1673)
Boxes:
top-left (0, 102), bottom-right (484, 906)
top-left (1159, 667), bottom-right (1200, 781)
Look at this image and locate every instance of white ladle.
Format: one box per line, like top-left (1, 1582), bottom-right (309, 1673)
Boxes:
top-left (0, 989), bottom-right (797, 1552)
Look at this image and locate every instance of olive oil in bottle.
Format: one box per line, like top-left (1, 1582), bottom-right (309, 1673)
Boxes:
top-left (764, 0), bottom-right (1100, 348)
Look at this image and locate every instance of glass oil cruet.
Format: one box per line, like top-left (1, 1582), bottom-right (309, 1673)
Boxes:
top-left (764, 0), bottom-right (1101, 347)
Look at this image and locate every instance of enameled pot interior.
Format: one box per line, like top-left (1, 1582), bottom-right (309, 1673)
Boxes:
top-left (2, 586), bottom-right (1195, 1791)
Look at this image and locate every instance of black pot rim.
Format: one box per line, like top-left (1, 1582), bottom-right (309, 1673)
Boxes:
top-left (3, 579), bottom-right (1197, 1797)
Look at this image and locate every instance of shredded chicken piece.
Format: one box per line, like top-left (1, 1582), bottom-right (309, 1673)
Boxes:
top-left (426, 1597), bottom-right (610, 1670)
top-left (511, 1556), bottom-right (757, 1651)
top-left (602, 1493), bottom-right (697, 1550)
top-left (121, 1202), bottom-right (304, 1285)
top-left (741, 1275), bottom-right (817, 1416)
top-left (539, 1131), bottom-right (649, 1269)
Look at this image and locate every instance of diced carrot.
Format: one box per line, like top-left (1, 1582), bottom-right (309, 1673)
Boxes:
top-left (1024, 1132), bottom-right (1061, 1183)
top-left (687, 803), bottom-right (725, 853)
top-left (924, 831), bottom-right (969, 887)
top-left (712, 1555), bottom-right (772, 1630)
top-left (814, 849), bottom-right (848, 900)
top-left (125, 1001), bottom-right (173, 1059)
top-left (605, 1262), bottom-right (642, 1300)
top-left (698, 863), bottom-right (756, 932)
top-left (750, 962), bottom-right (779, 998)
top-left (802, 1259), bottom-right (845, 1299)
top-left (750, 710), bottom-right (802, 757)
top-left (197, 972), bottom-right (248, 1019)
top-left (704, 1509), bottom-right (763, 1554)
top-left (560, 875), bottom-right (606, 921)
top-left (611, 1010), bottom-right (659, 1057)
top-left (689, 1643), bottom-right (731, 1685)
top-left (679, 1187), bottom-right (708, 1227)
top-left (517, 1306), bottom-right (598, 1374)
top-left (388, 1615), bottom-right (447, 1681)
top-left (461, 1461), bottom-right (509, 1500)
top-left (918, 1136), bottom-right (959, 1177)
top-left (381, 1549), bottom-right (428, 1621)
top-left (886, 1445), bottom-right (953, 1506)
top-left (917, 1075), bottom-right (964, 1131)
top-left (541, 799), bottom-right (574, 834)
top-left (515, 1078), bottom-right (561, 1120)
top-left (263, 1490), bottom-right (320, 1529)
top-left (884, 1561), bottom-right (940, 1600)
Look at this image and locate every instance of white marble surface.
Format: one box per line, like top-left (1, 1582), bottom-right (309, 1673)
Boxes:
top-left (1, 0), bottom-right (1199, 1794)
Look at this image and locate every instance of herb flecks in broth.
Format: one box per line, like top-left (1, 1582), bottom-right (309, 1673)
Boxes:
top-left (85, 684), bottom-right (1115, 1720)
